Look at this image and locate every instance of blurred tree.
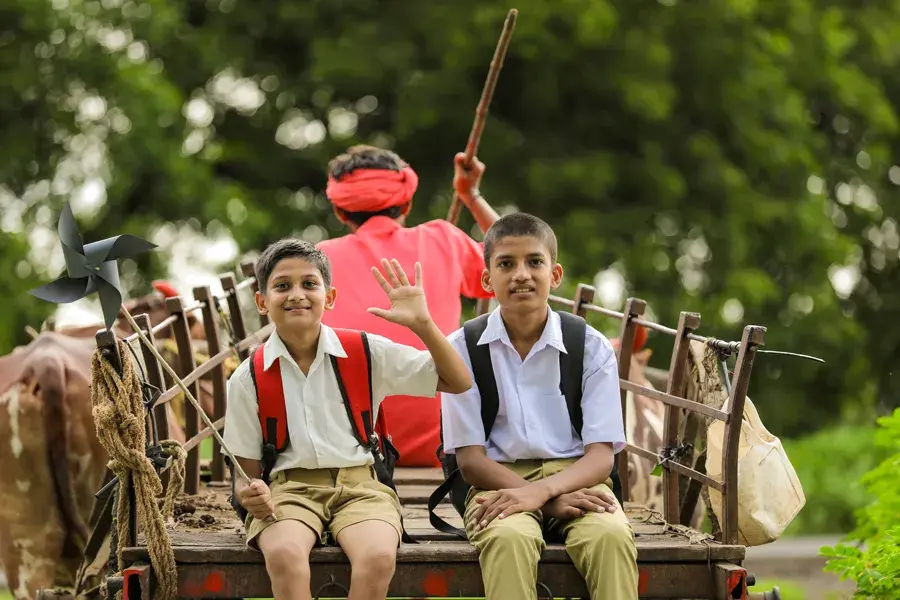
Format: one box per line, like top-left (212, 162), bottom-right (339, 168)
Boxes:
top-left (1, 0), bottom-right (898, 436)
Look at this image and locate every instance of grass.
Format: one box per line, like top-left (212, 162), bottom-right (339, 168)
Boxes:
top-left (200, 436), bottom-right (213, 461)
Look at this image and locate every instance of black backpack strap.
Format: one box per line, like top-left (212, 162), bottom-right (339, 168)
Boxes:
top-left (556, 311), bottom-right (623, 503)
top-left (557, 311), bottom-right (586, 437)
top-left (427, 469), bottom-right (467, 538)
top-left (427, 314), bottom-right (496, 540)
top-left (464, 314), bottom-right (499, 440)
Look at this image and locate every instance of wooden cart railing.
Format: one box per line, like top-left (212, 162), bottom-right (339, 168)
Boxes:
top-left (85, 260), bottom-right (766, 599)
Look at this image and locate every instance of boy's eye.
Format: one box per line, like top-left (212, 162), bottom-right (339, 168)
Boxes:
top-left (529, 258), bottom-right (544, 266)
top-left (304, 281), bottom-right (318, 288)
top-left (497, 260), bottom-right (512, 269)
top-left (275, 282), bottom-right (289, 290)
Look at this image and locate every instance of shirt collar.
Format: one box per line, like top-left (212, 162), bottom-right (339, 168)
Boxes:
top-left (356, 215), bottom-right (402, 236)
top-left (263, 324), bottom-right (348, 371)
top-left (478, 306), bottom-right (568, 354)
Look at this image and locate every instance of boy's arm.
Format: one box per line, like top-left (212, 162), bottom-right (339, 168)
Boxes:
top-left (367, 258), bottom-right (471, 394)
top-left (456, 445), bottom-right (529, 490)
top-left (440, 331), bottom-right (530, 490)
top-left (410, 320), bottom-right (472, 393)
top-left (223, 368), bottom-right (275, 519)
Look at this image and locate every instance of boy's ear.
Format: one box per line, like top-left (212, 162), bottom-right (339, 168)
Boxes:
top-left (481, 269), bottom-right (492, 293)
top-left (324, 286), bottom-right (338, 311)
top-left (549, 262), bottom-right (564, 289)
top-left (254, 290), bottom-right (268, 315)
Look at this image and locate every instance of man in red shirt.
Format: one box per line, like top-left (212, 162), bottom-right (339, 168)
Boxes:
top-left (318, 145), bottom-right (499, 466)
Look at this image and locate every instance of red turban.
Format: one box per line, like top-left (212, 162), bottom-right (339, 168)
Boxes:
top-left (326, 167), bottom-right (419, 212)
top-left (152, 280), bottom-right (179, 298)
top-left (610, 325), bottom-right (649, 354)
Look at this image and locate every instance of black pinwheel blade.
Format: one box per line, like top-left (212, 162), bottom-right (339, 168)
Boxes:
top-left (29, 276), bottom-right (94, 304)
top-left (96, 277), bottom-right (124, 331)
top-left (84, 234), bottom-right (156, 264)
top-left (57, 202), bottom-right (85, 255)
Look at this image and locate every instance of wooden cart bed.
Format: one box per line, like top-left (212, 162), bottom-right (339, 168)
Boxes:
top-left (120, 468), bottom-right (747, 599)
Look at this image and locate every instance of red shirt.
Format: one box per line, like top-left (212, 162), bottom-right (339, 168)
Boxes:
top-left (318, 217), bottom-right (491, 466)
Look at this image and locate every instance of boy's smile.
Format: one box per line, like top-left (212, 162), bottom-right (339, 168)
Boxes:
top-left (482, 235), bottom-right (563, 312)
top-left (255, 257), bottom-right (336, 330)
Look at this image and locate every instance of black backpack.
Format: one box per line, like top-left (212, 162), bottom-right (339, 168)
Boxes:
top-left (427, 310), bottom-right (623, 538)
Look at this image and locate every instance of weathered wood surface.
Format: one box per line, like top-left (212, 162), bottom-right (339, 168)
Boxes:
top-left (126, 526), bottom-right (743, 563)
top-left (125, 468), bottom-right (743, 566)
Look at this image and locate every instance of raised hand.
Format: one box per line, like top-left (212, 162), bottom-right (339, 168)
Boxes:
top-left (453, 152), bottom-right (485, 205)
top-left (368, 258), bottom-right (431, 329)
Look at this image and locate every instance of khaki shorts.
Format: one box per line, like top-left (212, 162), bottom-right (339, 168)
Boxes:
top-left (244, 465), bottom-right (403, 549)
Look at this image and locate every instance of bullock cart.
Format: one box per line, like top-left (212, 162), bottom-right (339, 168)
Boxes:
top-left (42, 261), bottom-right (778, 600)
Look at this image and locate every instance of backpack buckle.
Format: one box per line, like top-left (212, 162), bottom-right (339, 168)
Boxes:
top-left (368, 433), bottom-right (383, 457)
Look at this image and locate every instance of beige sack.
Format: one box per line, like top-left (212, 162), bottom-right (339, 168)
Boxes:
top-left (706, 392), bottom-right (806, 546)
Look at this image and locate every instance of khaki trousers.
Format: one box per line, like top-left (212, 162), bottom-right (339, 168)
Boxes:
top-left (465, 458), bottom-right (639, 600)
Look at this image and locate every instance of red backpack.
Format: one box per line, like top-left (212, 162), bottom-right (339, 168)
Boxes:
top-left (247, 328), bottom-right (399, 487)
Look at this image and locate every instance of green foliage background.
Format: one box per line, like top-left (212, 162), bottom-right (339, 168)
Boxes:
top-left (821, 409), bottom-right (900, 598)
top-left (2, 2), bottom-right (898, 443)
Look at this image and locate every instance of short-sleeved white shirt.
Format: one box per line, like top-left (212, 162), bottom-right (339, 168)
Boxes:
top-left (222, 324), bottom-right (438, 474)
top-left (440, 307), bottom-right (626, 462)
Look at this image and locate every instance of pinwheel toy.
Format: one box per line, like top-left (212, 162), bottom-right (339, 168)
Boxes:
top-left (29, 201), bottom-right (157, 330)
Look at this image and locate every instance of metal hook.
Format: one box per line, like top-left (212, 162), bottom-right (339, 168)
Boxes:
top-left (537, 581), bottom-right (554, 599)
top-left (313, 574), bottom-right (350, 599)
top-left (758, 349), bottom-right (825, 363)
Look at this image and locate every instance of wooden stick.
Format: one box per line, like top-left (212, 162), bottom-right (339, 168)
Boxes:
top-left (447, 8), bottom-right (518, 225)
top-left (116, 306), bottom-right (275, 521)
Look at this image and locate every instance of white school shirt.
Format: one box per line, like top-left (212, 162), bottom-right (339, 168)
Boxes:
top-left (441, 307), bottom-right (626, 462)
top-left (222, 325), bottom-right (438, 475)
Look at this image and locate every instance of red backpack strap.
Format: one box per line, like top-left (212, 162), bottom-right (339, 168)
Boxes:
top-left (249, 345), bottom-right (289, 453)
top-left (330, 328), bottom-right (375, 448)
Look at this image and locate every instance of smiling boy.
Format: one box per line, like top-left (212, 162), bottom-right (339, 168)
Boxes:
top-left (440, 213), bottom-right (639, 600)
top-left (222, 238), bottom-right (471, 600)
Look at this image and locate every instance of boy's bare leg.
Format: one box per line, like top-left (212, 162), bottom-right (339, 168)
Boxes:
top-left (257, 520), bottom-right (318, 600)
top-left (336, 520), bottom-right (400, 600)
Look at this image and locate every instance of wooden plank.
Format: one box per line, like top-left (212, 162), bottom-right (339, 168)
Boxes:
top-left (156, 559), bottom-right (723, 599)
top-left (125, 530), bottom-right (742, 564)
top-left (393, 467), bottom-right (443, 485)
top-left (626, 444), bottom-right (724, 491)
top-left (397, 484), bottom-right (445, 504)
top-left (619, 379), bottom-right (729, 422)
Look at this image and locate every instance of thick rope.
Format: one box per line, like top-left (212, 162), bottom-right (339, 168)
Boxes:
top-left (91, 339), bottom-right (185, 600)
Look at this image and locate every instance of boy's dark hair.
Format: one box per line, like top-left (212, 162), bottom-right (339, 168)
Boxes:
top-left (483, 213), bottom-right (559, 265)
top-left (328, 145), bottom-right (409, 226)
top-left (254, 238), bottom-right (332, 293)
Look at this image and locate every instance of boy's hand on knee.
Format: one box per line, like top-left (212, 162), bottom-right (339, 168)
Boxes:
top-left (238, 479), bottom-right (275, 520)
top-left (543, 489), bottom-right (617, 520)
top-left (473, 483), bottom-right (552, 531)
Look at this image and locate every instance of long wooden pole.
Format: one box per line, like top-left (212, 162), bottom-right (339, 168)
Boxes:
top-left (447, 8), bottom-right (518, 225)
top-left (116, 306), bottom-right (276, 522)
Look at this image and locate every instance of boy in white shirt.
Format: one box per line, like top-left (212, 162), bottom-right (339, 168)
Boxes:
top-left (223, 238), bottom-right (471, 600)
top-left (440, 213), bottom-right (639, 600)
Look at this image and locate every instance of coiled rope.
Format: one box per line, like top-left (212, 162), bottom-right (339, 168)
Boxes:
top-left (91, 338), bottom-right (185, 600)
